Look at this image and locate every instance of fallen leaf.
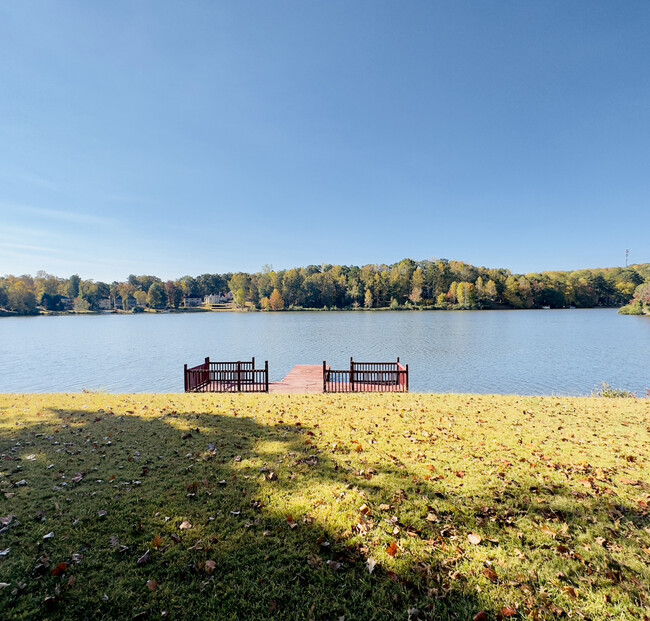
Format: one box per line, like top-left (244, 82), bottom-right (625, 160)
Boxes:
top-left (43, 532), bottom-right (55, 540)
top-left (483, 567), bottom-right (498, 583)
top-left (386, 541), bottom-right (399, 557)
top-left (501, 606), bottom-right (517, 617)
top-left (51, 562), bottom-right (67, 576)
top-left (468, 533), bottom-right (482, 545)
top-left (98, 510), bottom-right (107, 518)
top-left (151, 534), bottom-right (163, 549)
top-left (0, 515), bottom-right (13, 527)
top-left (326, 560), bottom-right (341, 571)
top-left (72, 473), bottom-right (83, 484)
top-left (205, 560), bottom-right (216, 574)
top-left (562, 585), bottom-right (578, 599)
top-left (146, 580), bottom-right (158, 592)
top-left (366, 558), bottom-right (377, 574)
top-left (359, 504), bottom-right (371, 516)
top-left (286, 515), bottom-right (298, 529)
top-left (0, 549), bottom-right (9, 557)
top-left (473, 612), bottom-right (488, 621)
top-left (179, 521), bottom-right (192, 530)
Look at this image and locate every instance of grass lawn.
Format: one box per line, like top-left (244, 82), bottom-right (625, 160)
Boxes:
top-left (0, 393), bottom-right (648, 620)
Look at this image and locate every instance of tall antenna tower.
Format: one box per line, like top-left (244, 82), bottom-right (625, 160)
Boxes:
top-left (625, 249), bottom-right (629, 267)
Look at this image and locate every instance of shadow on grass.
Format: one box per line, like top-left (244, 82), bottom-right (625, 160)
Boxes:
top-left (0, 405), bottom-right (484, 621)
top-left (1, 403), bottom-right (648, 620)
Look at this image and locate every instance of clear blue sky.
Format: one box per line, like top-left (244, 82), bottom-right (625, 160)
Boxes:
top-left (1, 1), bottom-right (648, 282)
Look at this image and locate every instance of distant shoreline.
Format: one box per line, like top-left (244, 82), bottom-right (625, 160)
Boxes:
top-left (0, 305), bottom-right (628, 318)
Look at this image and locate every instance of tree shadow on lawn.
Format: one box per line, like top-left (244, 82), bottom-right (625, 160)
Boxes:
top-left (0, 405), bottom-right (482, 620)
top-left (0, 404), bottom-right (648, 620)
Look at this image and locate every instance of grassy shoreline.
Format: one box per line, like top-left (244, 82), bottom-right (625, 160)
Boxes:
top-left (1, 393), bottom-right (648, 620)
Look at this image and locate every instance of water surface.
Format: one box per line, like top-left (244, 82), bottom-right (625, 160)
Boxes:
top-left (0, 309), bottom-right (647, 395)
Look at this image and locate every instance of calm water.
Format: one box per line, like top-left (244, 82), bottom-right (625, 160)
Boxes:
top-left (0, 309), bottom-right (648, 396)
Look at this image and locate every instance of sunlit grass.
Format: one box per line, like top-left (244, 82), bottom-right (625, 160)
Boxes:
top-left (0, 393), bottom-right (648, 620)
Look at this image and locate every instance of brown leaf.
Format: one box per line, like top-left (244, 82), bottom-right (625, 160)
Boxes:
top-left (326, 560), bottom-right (341, 571)
top-left (0, 515), bottom-right (12, 527)
top-left (151, 534), bottom-right (163, 549)
top-left (483, 567), bottom-right (498, 583)
top-left (473, 613), bottom-right (488, 621)
top-left (386, 541), bottom-right (399, 557)
top-left (501, 606), bottom-right (517, 617)
top-left (562, 585), bottom-right (578, 599)
top-left (286, 515), bottom-right (298, 529)
top-left (179, 521), bottom-right (192, 530)
top-left (71, 473), bottom-right (83, 484)
top-left (51, 562), bottom-right (67, 576)
top-left (205, 560), bottom-right (216, 574)
top-left (468, 533), bottom-right (482, 545)
top-left (359, 504), bottom-right (371, 516)
top-left (146, 579), bottom-right (158, 591)
top-left (456, 471), bottom-right (466, 478)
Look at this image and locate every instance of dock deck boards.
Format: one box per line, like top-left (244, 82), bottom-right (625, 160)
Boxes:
top-left (269, 365), bottom-right (323, 394)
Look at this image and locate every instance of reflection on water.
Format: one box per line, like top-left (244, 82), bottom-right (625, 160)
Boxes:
top-left (0, 309), bottom-right (648, 396)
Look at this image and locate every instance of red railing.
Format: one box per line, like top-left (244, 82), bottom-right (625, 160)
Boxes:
top-left (184, 357), bottom-right (269, 392)
top-left (323, 357), bottom-right (408, 393)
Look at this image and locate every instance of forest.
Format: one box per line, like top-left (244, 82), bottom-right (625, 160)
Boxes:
top-left (1, 258), bottom-right (648, 315)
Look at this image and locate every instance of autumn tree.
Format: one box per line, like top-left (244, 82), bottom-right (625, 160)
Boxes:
top-left (117, 283), bottom-right (136, 311)
top-left (269, 289), bottom-right (284, 311)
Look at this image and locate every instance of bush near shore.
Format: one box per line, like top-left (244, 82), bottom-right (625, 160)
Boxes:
top-left (1, 393), bottom-right (648, 620)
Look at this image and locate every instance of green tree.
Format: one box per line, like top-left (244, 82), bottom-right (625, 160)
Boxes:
top-left (364, 288), bottom-right (373, 309)
top-left (229, 273), bottom-right (251, 308)
top-left (147, 282), bottom-right (166, 309)
top-left (66, 274), bottom-right (81, 299)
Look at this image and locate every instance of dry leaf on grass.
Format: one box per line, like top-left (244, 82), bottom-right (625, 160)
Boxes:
top-left (386, 541), bottom-right (399, 557)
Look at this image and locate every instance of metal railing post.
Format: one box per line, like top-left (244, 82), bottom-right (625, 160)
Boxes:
top-left (237, 361), bottom-right (242, 392)
top-left (265, 360), bottom-right (269, 393)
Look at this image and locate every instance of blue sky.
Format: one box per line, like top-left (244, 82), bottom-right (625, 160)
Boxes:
top-left (1, 1), bottom-right (648, 282)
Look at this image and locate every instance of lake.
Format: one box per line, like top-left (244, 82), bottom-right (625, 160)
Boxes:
top-left (0, 309), bottom-right (648, 396)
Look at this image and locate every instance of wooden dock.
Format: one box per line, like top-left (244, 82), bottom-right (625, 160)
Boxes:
top-left (269, 365), bottom-right (323, 394)
top-left (184, 358), bottom-right (408, 393)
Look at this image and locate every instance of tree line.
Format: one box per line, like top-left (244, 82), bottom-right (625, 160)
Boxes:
top-left (1, 259), bottom-right (648, 315)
